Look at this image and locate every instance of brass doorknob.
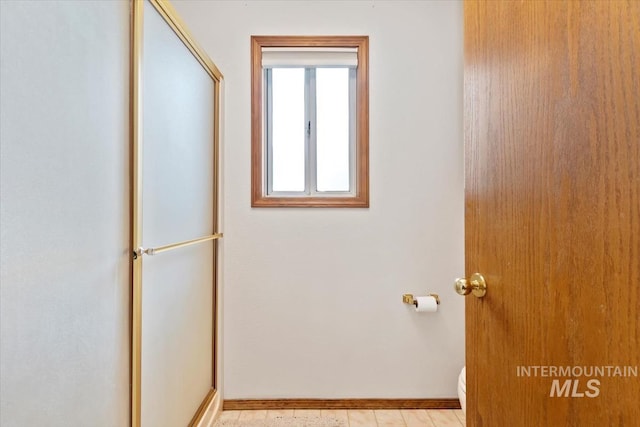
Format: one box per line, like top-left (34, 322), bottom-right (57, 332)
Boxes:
top-left (454, 273), bottom-right (487, 298)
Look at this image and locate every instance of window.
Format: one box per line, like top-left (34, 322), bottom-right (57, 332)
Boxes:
top-left (251, 36), bottom-right (369, 207)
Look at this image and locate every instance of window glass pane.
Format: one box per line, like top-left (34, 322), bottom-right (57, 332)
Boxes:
top-left (271, 68), bottom-right (305, 192)
top-left (316, 68), bottom-right (350, 192)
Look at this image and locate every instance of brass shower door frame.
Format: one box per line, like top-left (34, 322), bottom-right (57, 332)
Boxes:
top-left (130, 1), bottom-right (223, 426)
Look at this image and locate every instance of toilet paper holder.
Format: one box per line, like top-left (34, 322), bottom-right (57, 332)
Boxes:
top-left (403, 293), bottom-right (440, 307)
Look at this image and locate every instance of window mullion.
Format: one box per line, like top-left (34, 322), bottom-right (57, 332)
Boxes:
top-left (308, 68), bottom-right (318, 195)
top-left (303, 68), bottom-right (311, 195)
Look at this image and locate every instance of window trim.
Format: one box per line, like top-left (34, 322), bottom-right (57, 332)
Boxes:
top-left (251, 35), bottom-right (369, 208)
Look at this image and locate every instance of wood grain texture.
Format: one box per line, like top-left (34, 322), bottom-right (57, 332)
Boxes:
top-left (465, 0), bottom-right (639, 426)
top-left (223, 399), bottom-right (461, 410)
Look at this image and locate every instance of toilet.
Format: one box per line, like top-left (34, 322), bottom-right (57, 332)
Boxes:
top-left (457, 366), bottom-right (466, 414)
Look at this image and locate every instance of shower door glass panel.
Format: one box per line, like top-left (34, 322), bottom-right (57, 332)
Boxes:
top-left (140, 2), bottom-right (215, 426)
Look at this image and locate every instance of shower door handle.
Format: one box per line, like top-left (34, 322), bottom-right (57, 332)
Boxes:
top-left (134, 233), bottom-right (223, 258)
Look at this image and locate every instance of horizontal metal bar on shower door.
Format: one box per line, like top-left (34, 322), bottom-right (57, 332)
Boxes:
top-left (135, 233), bottom-right (223, 258)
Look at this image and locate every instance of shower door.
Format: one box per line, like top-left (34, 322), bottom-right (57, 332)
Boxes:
top-left (131, 1), bottom-right (222, 426)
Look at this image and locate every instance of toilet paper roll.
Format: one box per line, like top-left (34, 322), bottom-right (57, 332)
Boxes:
top-left (415, 296), bottom-right (438, 313)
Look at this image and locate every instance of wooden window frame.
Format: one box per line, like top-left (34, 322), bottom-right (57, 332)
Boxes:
top-left (251, 35), bottom-right (369, 208)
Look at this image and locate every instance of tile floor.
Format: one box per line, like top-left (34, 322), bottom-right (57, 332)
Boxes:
top-left (217, 409), bottom-right (466, 426)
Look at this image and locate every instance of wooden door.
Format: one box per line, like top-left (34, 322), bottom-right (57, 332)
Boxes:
top-left (464, 1), bottom-right (639, 426)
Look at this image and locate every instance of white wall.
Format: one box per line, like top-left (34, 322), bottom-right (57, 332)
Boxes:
top-left (0, 1), bottom-right (130, 425)
top-left (173, 0), bottom-right (464, 399)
